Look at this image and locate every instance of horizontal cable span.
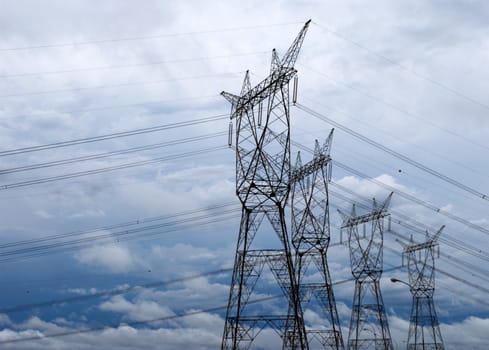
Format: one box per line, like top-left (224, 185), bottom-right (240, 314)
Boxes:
top-left (0, 131), bottom-right (226, 175)
top-left (296, 103), bottom-right (489, 202)
top-left (0, 146), bottom-right (227, 190)
top-left (1, 51), bottom-right (267, 78)
top-left (0, 72), bottom-right (240, 98)
top-left (0, 268), bottom-right (233, 314)
top-left (0, 202), bottom-right (235, 249)
top-left (0, 21), bottom-right (302, 52)
top-left (0, 113), bottom-right (228, 156)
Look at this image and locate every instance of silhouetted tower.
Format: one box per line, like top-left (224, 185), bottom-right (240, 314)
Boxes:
top-left (291, 130), bottom-right (344, 349)
top-left (221, 20), bottom-right (311, 350)
top-left (400, 227), bottom-right (445, 350)
top-left (339, 194), bottom-right (394, 350)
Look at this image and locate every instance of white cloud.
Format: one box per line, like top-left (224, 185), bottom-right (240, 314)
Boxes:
top-left (0, 314), bottom-right (12, 326)
top-left (0, 323), bottom-right (224, 350)
top-left (442, 317), bottom-right (489, 349)
top-left (99, 295), bottom-right (174, 322)
top-left (386, 315), bottom-right (489, 350)
top-left (66, 287), bottom-right (98, 296)
top-left (0, 2), bottom-right (488, 349)
top-left (0, 308), bottom-right (488, 349)
top-left (34, 210), bottom-right (54, 219)
top-left (69, 208), bottom-right (106, 219)
top-left (75, 244), bottom-right (138, 273)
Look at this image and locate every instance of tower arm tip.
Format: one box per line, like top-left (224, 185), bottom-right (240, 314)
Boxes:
top-left (280, 20), bottom-right (312, 69)
top-left (380, 192), bottom-right (394, 211)
top-left (432, 225), bottom-right (445, 242)
top-left (221, 91), bottom-right (240, 105)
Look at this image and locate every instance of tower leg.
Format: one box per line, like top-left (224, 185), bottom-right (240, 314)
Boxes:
top-left (222, 209), bottom-right (264, 349)
top-left (347, 280), bottom-right (393, 350)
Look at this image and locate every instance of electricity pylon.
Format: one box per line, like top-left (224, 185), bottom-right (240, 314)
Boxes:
top-left (398, 227), bottom-right (445, 350)
top-left (221, 20), bottom-right (311, 350)
top-left (290, 130), bottom-right (345, 349)
top-left (339, 194), bottom-right (394, 350)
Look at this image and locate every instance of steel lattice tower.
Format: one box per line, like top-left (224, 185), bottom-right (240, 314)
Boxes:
top-left (339, 194), bottom-right (394, 350)
top-left (221, 20), bottom-right (311, 350)
top-left (290, 130), bottom-right (345, 349)
top-left (399, 227), bottom-right (445, 350)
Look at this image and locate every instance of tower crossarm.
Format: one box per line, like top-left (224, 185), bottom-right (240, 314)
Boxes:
top-left (222, 20), bottom-right (311, 119)
top-left (403, 227), bottom-right (445, 349)
top-left (341, 210), bottom-right (390, 228)
top-left (281, 19), bottom-right (311, 69)
top-left (290, 129), bottom-right (334, 183)
top-left (221, 91), bottom-right (240, 106)
top-left (290, 153), bottom-right (331, 183)
top-left (223, 68), bottom-right (296, 118)
top-left (402, 225), bottom-right (444, 255)
top-left (405, 240), bottom-right (437, 254)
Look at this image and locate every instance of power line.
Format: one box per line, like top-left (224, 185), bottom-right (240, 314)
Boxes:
top-left (1, 51), bottom-right (268, 78)
top-left (0, 21), bottom-right (302, 52)
top-left (329, 193), bottom-right (489, 304)
top-left (332, 160), bottom-right (489, 238)
top-left (6, 181), bottom-right (486, 284)
top-left (0, 210), bottom-right (240, 264)
top-left (388, 228), bottom-right (489, 284)
top-left (437, 280), bottom-right (489, 309)
top-left (0, 268), bottom-right (233, 314)
top-left (329, 183), bottom-right (489, 295)
top-left (311, 21), bottom-right (489, 112)
top-left (389, 214), bottom-right (489, 262)
top-left (299, 67), bottom-right (489, 153)
top-left (0, 113), bottom-right (227, 157)
top-left (0, 202), bottom-right (235, 249)
top-left (0, 295), bottom-right (281, 345)
top-left (58, 94), bottom-right (219, 114)
top-left (1, 209), bottom-right (237, 256)
top-left (329, 181), bottom-right (489, 263)
top-left (383, 261), bottom-right (489, 310)
top-left (0, 131), bottom-right (226, 175)
top-left (0, 126), bottom-right (484, 340)
top-left (329, 191), bottom-right (489, 294)
top-left (0, 270), bottom-right (406, 345)
top-left (296, 103), bottom-right (489, 202)
top-left (0, 71), bottom-right (241, 98)
top-left (291, 137), bottom-right (489, 241)
top-left (293, 139), bottom-right (489, 273)
top-left (0, 146), bottom-right (227, 190)
top-left (383, 245), bottom-right (489, 296)
top-left (0, 205), bottom-right (484, 344)
top-left (0, 206), bottom-right (239, 260)
top-left (331, 198), bottom-right (489, 304)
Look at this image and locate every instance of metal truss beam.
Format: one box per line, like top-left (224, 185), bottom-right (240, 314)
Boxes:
top-left (221, 20), bottom-right (311, 350)
top-left (291, 130), bottom-right (344, 349)
top-left (402, 228), bottom-right (445, 350)
top-left (340, 195), bottom-right (394, 350)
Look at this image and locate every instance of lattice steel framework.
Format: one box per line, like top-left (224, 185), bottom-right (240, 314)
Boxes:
top-left (221, 20), bottom-right (311, 350)
top-left (400, 227), bottom-right (445, 350)
top-left (339, 194), bottom-right (394, 350)
top-left (291, 130), bottom-right (345, 349)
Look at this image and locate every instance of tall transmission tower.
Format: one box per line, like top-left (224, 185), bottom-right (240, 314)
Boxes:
top-left (399, 227), bottom-right (445, 350)
top-left (290, 130), bottom-right (345, 349)
top-left (221, 20), bottom-right (311, 349)
top-left (339, 194), bottom-right (394, 350)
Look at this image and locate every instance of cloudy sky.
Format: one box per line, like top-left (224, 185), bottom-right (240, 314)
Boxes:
top-left (0, 1), bottom-right (488, 349)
